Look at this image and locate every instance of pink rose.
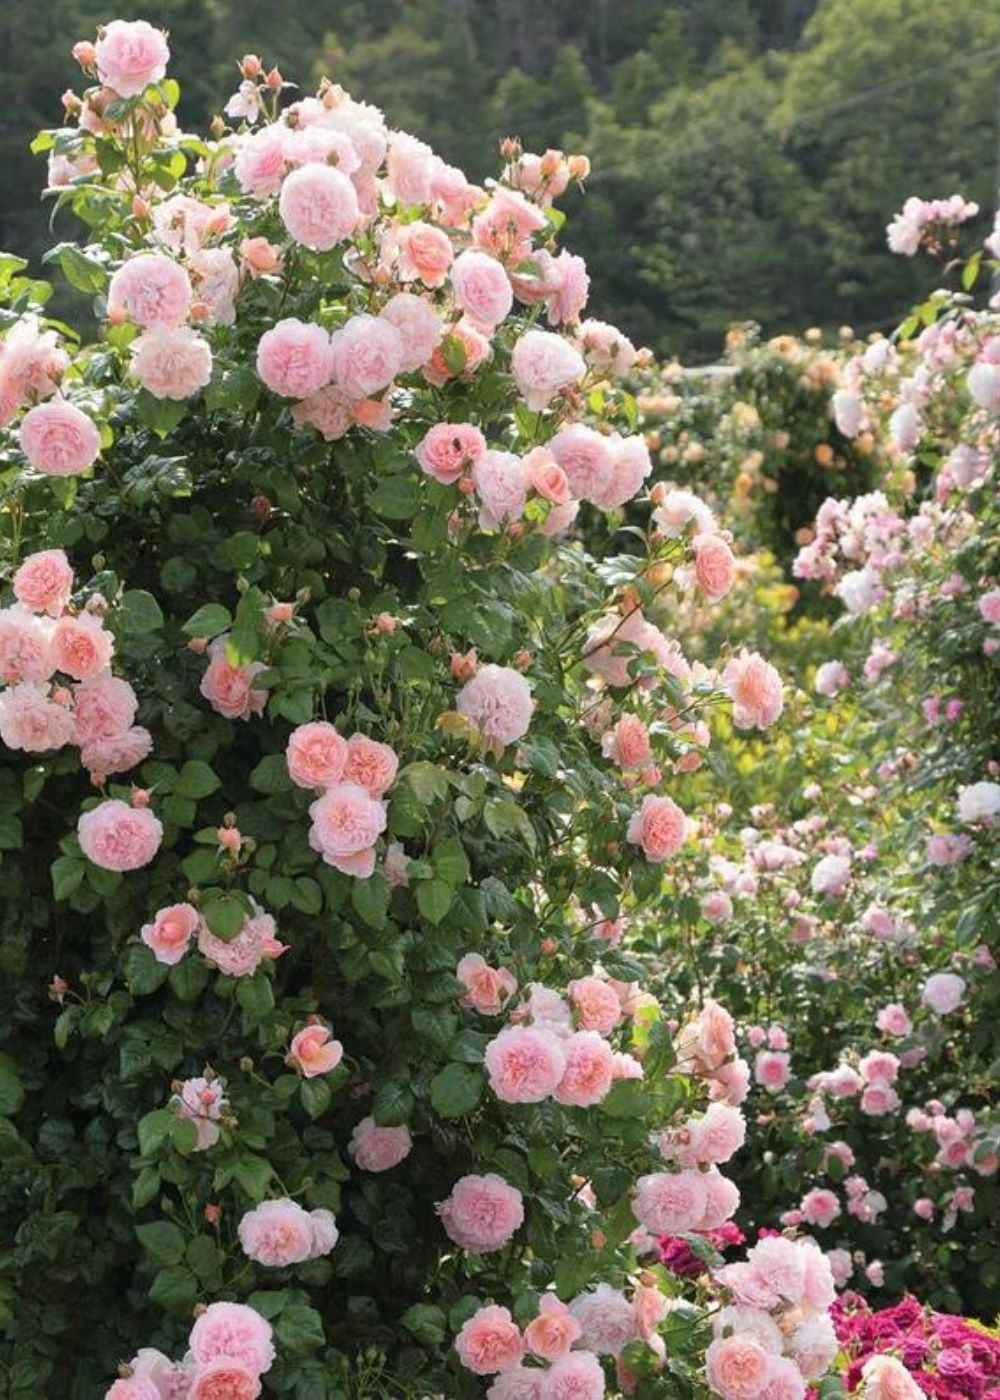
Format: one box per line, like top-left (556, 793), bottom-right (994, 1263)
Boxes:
top-left (875, 1003), bottom-right (912, 1037)
top-left (395, 221), bottom-right (453, 287)
top-left (754, 1050), bottom-right (790, 1093)
top-left (921, 971), bottom-right (965, 1014)
top-left (78, 799), bottom-right (162, 871)
top-left (577, 319), bottom-right (637, 377)
top-left (343, 733), bottom-right (398, 797)
top-left (473, 449), bottom-right (532, 529)
top-left (626, 794), bottom-right (687, 862)
top-left (256, 319), bottom-right (333, 399)
top-left (308, 781), bottom-right (386, 877)
top-left (141, 902), bottom-right (199, 965)
top-left (188, 1360), bottom-right (261, 1400)
top-left (234, 126), bottom-right (288, 198)
top-left (568, 1284), bottom-right (635, 1356)
top-left (0, 681), bottom-right (74, 752)
top-left (278, 164), bottom-right (359, 250)
top-left (385, 131), bottom-right (440, 207)
top-left (546, 250), bottom-right (590, 326)
top-left (286, 721), bottom-right (348, 789)
top-left (19, 401), bottom-right (100, 476)
top-left (130, 325), bottom-right (212, 399)
top-left (549, 425), bottom-right (615, 503)
top-left (106, 1379), bottom-right (161, 1400)
top-left (693, 534), bottom-right (736, 601)
top-left (240, 237), bottom-right (283, 278)
top-left (197, 908), bottom-right (282, 978)
top-left (567, 976), bottom-right (622, 1035)
top-left (329, 314), bottom-right (404, 400)
top-left (800, 1187), bottom-right (841, 1228)
top-left (437, 1173), bottom-right (524, 1252)
top-left (859, 1356), bottom-right (924, 1400)
top-left (722, 651), bottom-right (784, 730)
top-left (588, 434), bottom-right (652, 510)
top-left (415, 422), bottom-right (487, 485)
top-left (13, 549), bottom-right (74, 616)
top-left (289, 1024), bottom-right (344, 1078)
top-left (0, 606), bottom-right (55, 684)
top-left (424, 319), bottom-right (491, 387)
top-left (456, 664), bottom-right (534, 747)
top-left (94, 19), bottom-right (169, 96)
top-left (51, 613), bottom-right (113, 680)
top-left (525, 448), bottom-right (572, 504)
top-left (174, 1075), bottom-right (227, 1152)
top-left (484, 1025), bottom-right (566, 1103)
top-left (632, 1170), bottom-right (708, 1234)
top-left (601, 714), bottom-right (651, 769)
top-left (457, 953), bottom-right (517, 1015)
top-left (200, 638), bottom-right (267, 721)
top-left (451, 249), bottom-right (514, 328)
top-left (292, 384), bottom-right (354, 441)
top-left (238, 1198), bottom-right (335, 1267)
top-left (80, 722), bottom-right (151, 777)
top-left (454, 1305), bottom-right (524, 1376)
top-left (107, 253), bottom-right (192, 328)
top-left (706, 1336), bottom-right (774, 1400)
top-left (554, 1030), bottom-right (615, 1106)
top-left (378, 293), bottom-right (443, 371)
top-left (511, 329), bottom-right (585, 411)
top-left (539, 1351), bottom-right (605, 1399)
top-left (347, 1115), bottom-right (412, 1172)
top-left (524, 1296), bottom-right (582, 1361)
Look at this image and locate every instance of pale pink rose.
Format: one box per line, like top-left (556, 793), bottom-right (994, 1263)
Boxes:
top-left (567, 976), bottom-right (622, 1035)
top-left (237, 1198), bottom-right (315, 1267)
top-left (957, 780), bottom-right (1000, 824)
top-left (746, 1236), bottom-right (808, 1304)
top-left (94, 19), bottom-right (169, 96)
top-left (233, 126), bottom-right (287, 198)
top-left (256, 319), bottom-right (333, 399)
top-left (601, 714), bottom-right (651, 769)
top-left (511, 329), bottom-right (585, 411)
top-left (384, 840), bottom-right (410, 888)
top-left (705, 1335), bottom-right (774, 1400)
top-left (308, 1207), bottom-right (339, 1259)
top-left (632, 1170), bottom-right (708, 1234)
top-left (696, 1168), bottom-right (741, 1230)
top-left (175, 1075), bottom-right (227, 1151)
top-left (701, 892), bottom-right (733, 925)
top-left (568, 1284), bottom-right (634, 1357)
top-left (754, 1050), bottom-right (790, 1093)
top-left (81, 725), bottom-right (152, 777)
top-left (588, 434), bottom-right (652, 510)
top-left (197, 909), bottom-right (280, 978)
top-left (19, 401), bottom-right (100, 476)
top-left (674, 1102), bottom-right (746, 1166)
top-left (308, 781), bottom-right (386, 876)
top-left (457, 952), bottom-right (517, 1015)
top-left (200, 638), bottom-right (267, 721)
top-left (286, 721), bottom-right (348, 789)
top-left (653, 487), bottom-right (716, 538)
top-left (188, 248), bottom-right (239, 326)
top-left (347, 1116), bottom-right (412, 1172)
top-left (488, 1365), bottom-right (544, 1400)
top-left (278, 165), bottom-right (358, 250)
top-left (859, 1051), bottom-right (899, 1085)
top-left (107, 254), bottom-right (192, 328)
top-left (13, 550), bottom-right (73, 617)
top-left (633, 1284), bottom-right (668, 1341)
top-left (0, 606), bottom-right (55, 684)
top-left (712, 1306), bottom-right (782, 1354)
top-left (576, 318), bottom-right (636, 377)
top-left (549, 425), bottom-right (615, 502)
top-left (188, 1359), bottom-right (261, 1399)
top-left (525, 1296), bottom-right (582, 1362)
top-left (437, 1173), bottom-right (524, 1252)
top-left (330, 314), bottom-right (404, 399)
top-left (423, 319), bottom-right (492, 387)
top-left (457, 664), bottom-right (534, 747)
top-left (814, 660), bottom-right (851, 697)
top-left (693, 534), bottom-right (736, 601)
top-left (546, 250), bottom-right (589, 326)
top-left (415, 422), bottom-right (487, 484)
top-left (759, 1357), bottom-right (807, 1400)
top-left (979, 588), bottom-right (1000, 627)
top-left (131, 325), bottom-right (212, 399)
top-left (451, 249), bottom-right (514, 328)
top-left (141, 902), bottom-right (199, 965)
top-left (0, 681), bottom-right (74, 751)
top-left (343, 733), bottom-right (398, 797)
top-left (189, 1302), bottom-right (275, 1374)
top-left (51, 613), bottom-right (113, 680)
top-left (385, 131), bottom-right (440, 208)
top-left (539, 1351), bottom-right (605, 1399)
top-left (395, 221), bottom-right (453, 287)
top-left (875, 1003), bottom-right (912, 1037)
top-left (786, 1314), bottom-right (838, 1382)
top-left (539, 499), bottom-right (580, 538)
top-left (127, 1350), bottom-right (192, 1395)
top-left (525, 447), bottom-right (572, 504)
top-left (722, 651), bottom-right (784, 730)
top-left (351, 395), bottom-right (393, 432)
top-left (626, 794), bottom-right (687, 862)
top-left (832, 388), bottom-right (865, 437)
top-left (800, 1187), bottom-right (841, 1228)
top-left (554, 1030), bottom-right (614, 1107)
top-left (582, 608), bottom-right (678, 689)
top-left (378, 292), bottom-right (443, 371)
top-left (106, 1378), bottom-right (162, 1400)
top-left (484, 1025), bottom-right (566, 1103)
top-left (859, 1356), bottom-right (924, 1400)
top-left (473, 450), bottom-right (532, 529)
top-left (240, 236), bottom-right (283, 278)
top-left (78, 799), bottom-right (162, 871)
top-left (611, 1051), bottom-right (643, 1080)
top-left (289, 1024), bottom-right (343, 1077)
top-left (292, 385), bottom-right (354, 441)
top-left (921, 971), bottom-right (965, 1014)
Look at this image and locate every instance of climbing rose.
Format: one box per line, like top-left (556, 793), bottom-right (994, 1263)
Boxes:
top-left (256, 319), bottom-right (333, 399)
top-left (722, 650), bottom-right (784, 730)
top-left (197, 908), bottom-right (282, 979)
top-left (539, 1351), bottom-right (606, 1398)
top-left (343, 733), bottom-right (398, 797)
top-left (553, 1030), bottom-right (615, 1106)
top-left (456, 664), bottom-right (534, 747)
top-left (921, 972), bottom-right (966, 1014)
top-left (107, 253), bottom-right (192, 327)
top-left (450, 248), bottom-right (514, 328)
top-left (307, 781), bottom-right (386, 877)
top-left (457, 952), bottom-right (517, 1015)
top-left (94, 19), bottom-right (169, 96)
top-left (633, 1170), bottom-right (709, 1234)
top-left (19, 401), bottom-right (100, 475)
top-left (329, 314), bottom-right (403, 399)
top-left (78, 800), bottom-right (162, 871)
top-left (289, 1024), bottom-right (343, 1078)
top-left (188, 1301), bottom-right (275, 1375)
top-left (130, 325), bottom-right (212, 399)
top-left (237, 1198), bottom-right (335, 1267)
top-left (200, 638), bottom-right (267, 721)
top-left (286, 721), bottom-right (348, 789)
top-left (524, 1296), bottom-right (582, 1362)
top-left (51, 613), bottom-right (113, 680)
top-left (278, 164), bottom-right (359, 250)
top-left (454, 1305), bottom-right (524, 1375)
top-left (858, 1355), bottom-right (924, 1399)
top-left (705, 1335), bottom-right (774, 1399)
top-left (693, 534), bottom-right (736, 601)
top-left (626, 794), bottom-right (687, 862)
top-left (484, 1025), bottom-right (567, 1103)
top-left (141, 903), bottom-right (200, 965)
top-left (511, 329), bottom-right (585, 411)
top-left (187, 1360), bottom-right (261, 1399)
top-left (437, 1173), bottom-right (524, 1253)
top-left (12, 549), bottom-right (74, 616)
top-left (415, 422), bottom-right (486, 484)
top-left (0, 681), bottom-right (75, 752)
top-left (347, 1116), bottom-right (412, 1172)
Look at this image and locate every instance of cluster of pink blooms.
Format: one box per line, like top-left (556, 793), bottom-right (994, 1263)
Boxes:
top-left (0, 551), bottom-right (152, 781)
top-left (833, 1294), bottom-right (1000, 1397)
top-left (142, 899), bottom-right (287, 976)
top-left (885, 194), bottom-right (980, 258)
top-left (237, 1196), bottom-right (338, 1267)
top-left (105, 1299), bottom-right (276, 1399)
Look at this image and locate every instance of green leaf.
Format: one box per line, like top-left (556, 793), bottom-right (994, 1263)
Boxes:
top-left (136, 1219), bottom-right (186, 1266)
top-left (51, 855), bottom-right (84, 900)
top-left (131, 1165), bottom-right (161, 1211)
top-left (174, 760), bottom-right (221, 800)
top-left (119, 589), bottom-right (164, 634)
top-left (233, 1153), bottom-right (273, 1201)
top-left (49, 243), bottom-right (107, 294)
top-left (0, 1055), bottom-right (25, 1116)
top-left (429, 1063), bottom-right (483, 1119)
top-left (235, 973), bottom-right (275, 1020)
top-left (136, 389), bottom-right (188, 438)
top-left (250, 753), bottom-right (294, 794)
top-left (124, 944), bottom-right (170, 997)
top-left (351, 873), bottom-right (390, 928)
top-left (372, 1077), bottom-right (414, 1127)
top-left (300, 1076), bottom-right (332, 1120)
top-left (400, 1303), bottom-right (446, 1346)
top-left (182, 603), bottom-right (232, 638)
top-left (397, 761), bottom-right (449, 805)
top-left (201, 892), bottom-right (248, 942)
top-left (416, 878), bottom-right (453, 925)
top-left (369, 474), bottom-right (422, 520)
top-left (227, 586), bottom-right (266, 665)
top-left (431, 836), bottom-right (470, 887)
top-left (599, 1079), bottom-right (650, 1118)
top-left (276, 1303), bottom-right (326, 1356)
top-left (148, 1265), bottom-right (197, 1313)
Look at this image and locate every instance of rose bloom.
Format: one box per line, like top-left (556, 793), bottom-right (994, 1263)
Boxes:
top-left (188, 1359), bottom-right (261, 1400)
top-left (330, 314), bottom-right (404, 400)
top-left (568, 1284), bottom-right (635, 1357)
top-left (454, 1305), bottom-right (524, 1376)
top-left (437, 1173), bottom-right (524, 1252)
top-left (859, 1355), bottom-right (923, 1400)
top-left (457, 664), bottom-right (534, 747)
top-left (540, 1352), bottom-right (605, 1400)
top-left (13, 549), bottom-right (74, 617)
top-left (131, 325), bottom-right (212, 399)
top-left (308, 781), bottom-right (386, 877)
top-left (278, 164), bottom-right (359, 250)
top-left (379, 292), bottom-right (442, 372)
top-left (674, 1102), bottom-right (746, 1167)
top-left (979, 588), bottom-right (1000, 627)
top-left (394, 220), bottom-right (454, 287)
top-left (51, 613), bottom-right (113, 680)
top-left (589, 434), bottom-right (652, 510)
top-left (525, 447), bottom-right (571, 504)
top-left (78, 799), bottom-right (162, 871)
top-left (0, 681), bottom-right (75, 752)
top-left (754, 1050), bottom-right (790, 1093)
top-left (197, 908), bottom-right (280, 978)
top-left (415, 422), bottom-right (487, 484)
top-left (457, 952), bottom-right (517, 1015)
top-left (547, 249), bottom-right (590, 326)
top-left (549, 424), bottom-right (615, 502)
top-left (238, 1198), bottom-right (323, 1267)
top-left (511, 329), bottom-right (586, 411)
top-left (256, 319), bottom-right (333, 399)
top-left (554, 1031), bottom-right (614, 1107)
top-left (921, 971), bottom-right (965, 1014)
top-left (626, 794), bottom-right (687, 863)
top-left (19, 401), bottom-right (101, 476)
top-left (234, 126), bottom-right (288, 198)
top-left (576, 318), bottom-right (636, 377)
top-left (95, 19), bottom-right (169, 96)
top-left (800, 1187), bottom-right (841, 1228)
top-left (875, 1003), bottom-right (912, 1037)
top-left (472, 449), bottom-right (532, 529)
top-left (289, 1024), bottom-right (343, 1078)
top-left (601, 713), bottom-right (651, 769)
top-left (140, 902), bottom-right (200, 965)
top-left (567, 976), bottom-right (622, 1035)
top-left (343, 733), bottom-right (398, 797)
top-left (424, 318), bottom-right (492, 387)
top-left (525, 1296), bottom-right (582, 1362)
top-left (451, 249), bottom-right (514, 328)
top-left (705, 1335), bottom-right (774, 1400)
top-left (347, 1116), bottom-right (412, 1172)
top-left (286, 720), bottom-right (347, 789)
top-left (488, 1365), bottom-right (544, 1400)
top-left (693, 533), bottom-right (736, 601)
top-left (702, 891), bottom-right (733, 925)
top-left (811, 854), bottom-right (851, 897)
top-left (107, 253), bottom-right (192, 328)
top-left (632, 1170), bottom-right (708, 1234)
top-left (200, 638), bottom-right (267, 721)
top-left (175, 1075), bottom-right (227, 1152)
top-left (484, 1025), bottom-right (566, 1103)
top-left (0, 605), bottom-right (56, 684)
top-left (292, 383), bottom-right (355, 441)
top-left (240, 236), bottom-right (283, 278)
top-left (957, 780), bottom-right (1000, 824)
top-left (107, 1378), bottom-right (161, 1400)
top-left (722, 651), bottom-right (784, 730)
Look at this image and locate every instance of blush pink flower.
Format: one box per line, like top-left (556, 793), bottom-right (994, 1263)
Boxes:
top-left (188, 1360), bottom-right (261, 1400)
top-left (601, 714), bottom-right (651, 769)
top-left (278, 164), bottom-right (359, 250)
top-left (457, 664), bottom-right (534, 747)
top-left (348, 1116), bottom-right (412, 1172)
top-left (754, 1050), bottom-right (790, 1093)
top-left (51, 613), bottom-right (113, 680)
top-left (673, 1102), bottom-right (746, 1167)
top-left (539, 1351), bottom-right (605, 1399)
top-left (454, 1305), bottom-right (524, 1376)
top-left (141, 902), bottom-right (199, 965)
top-left (175, 1075), bottom-right (227, 1151)
top-left (131, 325), bottom-right (212, 399)
top-left (451, 249), bottom-right (514, 328)
top-left (424, 319), bottom-right (491, 387)
top-left (800, 1187), bottom-right (841, 1228)
top-left (343, 733), bottom-right (398, 797)
top-left (693, 534), bottom-right (736, 601)
top-left (488, 1365), bottom-right (544, 1399)
top-left (234, 126), bottom-right (288, 198)
top-left (308, 781), bottom-right (386, 877)
top-left (627, 794), bottom-right (687, 863)
top-left (289, 1024), bottom-right (344, 1078)
top-left (292, 385), bottom-right (353, 441)
top-left (875, 1003), bottom-right (912, 1037)
top-left (546, 250), bottom-right (590, 326)
top-left (197, 908), bottom-right (281, 978)
top-left (78, 799), bottom-right (162, 871)
top-left (511, 330), bottom-right (585, 411)
top-left (705, 1335), bottom-right (774, 1400)
top-left (722, 651), bottom-right (784, 730)
top-left (457, 953), bottom-right (517, 1014)
top-left (632, 1170), bottom-right (708, 1234)
top-left (238, 1198), bottom-right (333, 1267)
top-left (379, 293), bottom-right (442, 371)
top-left (415, 422), bottom-right (487, 484)
top-left (437, 1173), bottom-right (524, 1252)
top-left (526, 448), bottom-right (572, 504)
top-left (859, 1355), bottom-right (924, 1399)
top-left (286, 721), bottom-right (348, 789)
top-left (567, 976), bottom-right (622, 1035)
top-left (107, 254), bottom-right (192, 328)
top-left (549, 425), bottom-right (615, 502)
top-left (330, 314), bottom-right (404, 400)
top-left (19, 401), bottom-right (100, 476)
top-left (568, 1284), bottom-right (635, 1356)
top-left (107, 1378), bottom-right (161, 1400)
top-left (0, 606), bottom-right (54, 684)
top-left (554, 1030), bottom-right (615, 1106)
top-left (13, 549), bottom-right (73, 617)
top-left (589, 435), bottom-right (652, 509)
top-left (524, 1296), bottom-right (582, 1361)
top-left (94, 19), bottom-right (169, 96)
top-left (472, 450), bottom-right (531, 529)
top-left (0, 681), bottom-right (75, 752)
top-left (394, 221), bottom-right (454, 287)
top-left (200, 638), bottom-right (267, 721)
top-left (921, 971), bottom-right (965, 1014)
top-left (256, 319), bottom-right (333, 399)
top-left (485, 1025), bottom-right (566, 1103)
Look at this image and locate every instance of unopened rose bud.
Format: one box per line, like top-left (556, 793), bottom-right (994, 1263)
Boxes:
top-left (72, 40), bottom-right (97, 68)
top-left (107, 304), bottom-right (128, 326)
top-left (188, 636), bottom-right (208, 655)
top-left (590, 1228), bottom-right (606, 1249)
top-left (567, 154), bottom-right (590, 180)
top-left (131, 789), bottom-right (151, 808)
top-left (500, 136), bottom-right (521, 160)
top-left (204, 1203), bottom-right (222, 1225)
top-left (61, 89), bottom-right (83, 113)
top-left (513, 649), bottom-right (531, 672)
top-left (52, 686), bottom-right (72, 707)
top-left (373, 612), bottom-right (398, 634)
top-left (266, 601), bottom-right (295, 624)
top-left (210, 114), bottom-right (226, 139)
top-left (540, 149), bottom-right (564, 178)
top-left (217, 827), bottom-right (241, 851)
top-left (250, 494), bottom-right (271, 527)
top-left (450, 648), bottom-right (477, 680)
top-left (265, 67), bottom-right (282, 90)
top-left (48, 975), bottom-right (69, 1003)
top-left (240, 54), bottom-right (262, 77)
top-left (540, 937), bottom-right (557, 956)
top-left (347, 587), bottom-right (360, 602)
top-left (190, 301), bottom-right (211, 322)
top-left (131, 195), bottom-right (149, 220)
top-left (635, 347), bottom-right (653, 369)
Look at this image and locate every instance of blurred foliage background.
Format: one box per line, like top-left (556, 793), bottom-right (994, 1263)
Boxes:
top-left (2, 0), bottom-right (998, 360)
